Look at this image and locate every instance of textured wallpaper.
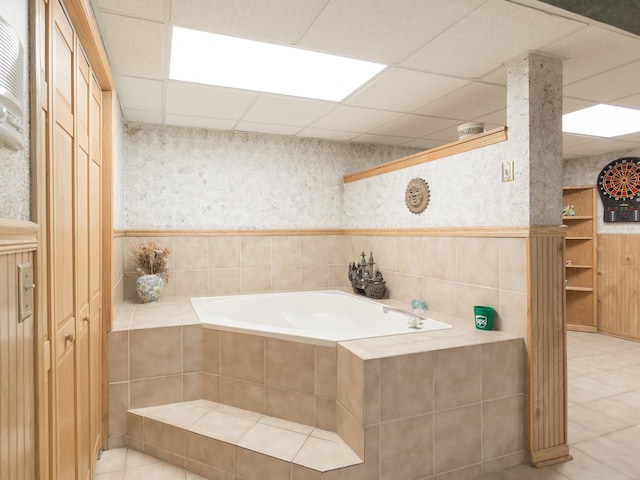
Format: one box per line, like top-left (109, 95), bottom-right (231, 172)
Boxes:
top-left (564, 146), bottom-right (640, 234)
top-left (123, 124), bottom-right (420, 229)
top-left (344, 141), bottom-right (530, 228)
top-left (112, 96), bottom-right (126, 229)
top-left (0, 0), bottom-right (30, 220)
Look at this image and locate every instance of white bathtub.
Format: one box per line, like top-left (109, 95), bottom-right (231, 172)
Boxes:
top-left (190, 290), bottom-right (452, 344)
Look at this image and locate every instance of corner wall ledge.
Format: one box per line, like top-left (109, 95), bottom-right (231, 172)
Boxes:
top-left (0, 219), bottom-right (39, 253)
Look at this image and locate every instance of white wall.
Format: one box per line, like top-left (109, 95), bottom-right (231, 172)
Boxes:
top-left (0, 0), bottom-right (30, 220)
top-left (123, 123), bottom-right (420, 229)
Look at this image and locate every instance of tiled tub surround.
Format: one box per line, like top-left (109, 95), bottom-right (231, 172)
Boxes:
top-left (116, 233), bottom-right (528, 341)
top-left (108, 296), bottom-right (526, 479)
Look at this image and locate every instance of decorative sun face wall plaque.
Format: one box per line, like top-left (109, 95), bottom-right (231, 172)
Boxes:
top-left (405, 178), bottom-right (430, 214)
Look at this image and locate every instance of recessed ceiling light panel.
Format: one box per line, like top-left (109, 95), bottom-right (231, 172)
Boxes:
top-left (170, 27), bottom-right (387, 102)
top-left (563, 104), bottom-right (640, 138)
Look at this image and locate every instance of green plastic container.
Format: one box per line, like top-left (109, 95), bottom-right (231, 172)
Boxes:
top-left (474, 306), bottom-right (494, 330)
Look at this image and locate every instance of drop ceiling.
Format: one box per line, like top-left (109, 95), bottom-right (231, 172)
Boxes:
top-left (90, 0), bottom-right (640, 159)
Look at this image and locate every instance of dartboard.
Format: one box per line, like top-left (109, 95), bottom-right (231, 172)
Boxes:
top-left (598, 157), bottom-right (640, 200)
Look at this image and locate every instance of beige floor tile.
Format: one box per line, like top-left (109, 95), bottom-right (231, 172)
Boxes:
top-left (95, 448), bottom-right (127, 475)
top-left (550, 449), bottom-right (634, 480)
top-left (124, 449), bottom-right (161, 468)
top-left (567, 384), bottom-right (602, 404)
top-left (580, 397), bottom-right (640, 426)
top-left (123, 462), bottom-right (187, 480)
top-left (567, 421), bottom-right (600, 445)
top-left (188, 410), bottom-right (256, 443)
top-left (606, 425), bottom-right (640, 445)
top-left (477, 464), bottom-right (568, 479)
top-left (568, 376), bottom-right (631, 398)
top-left (610, 389), bottom-right (640, 409)
top-left (293, 436), bottom-right (362, 471)
top-left (185, 472), bottom-right (208, 480)
top-left (572, 436), bottom-right (640, 478)
top-left (568, 405), bottom-right (630, 435)
top-left (237, 423), bottom-right (308, 461)
top-left (94, 472), bottom-right (124, 480)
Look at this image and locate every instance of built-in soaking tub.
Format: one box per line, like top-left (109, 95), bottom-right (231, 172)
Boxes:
top-left (190, 290), bottom-right (451, 344)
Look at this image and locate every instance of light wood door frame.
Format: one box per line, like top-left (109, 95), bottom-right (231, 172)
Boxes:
top-left (31, 0), bottom-right (114, 477)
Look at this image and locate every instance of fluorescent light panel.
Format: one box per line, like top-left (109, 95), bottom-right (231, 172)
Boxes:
top-left (170, 27), bottom-right (386, 102)
top-left (563, 104), bottom-right (640, 137)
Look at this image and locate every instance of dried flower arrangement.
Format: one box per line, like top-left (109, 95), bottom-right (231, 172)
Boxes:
top-left (129, 240), bottom-right (171, 283)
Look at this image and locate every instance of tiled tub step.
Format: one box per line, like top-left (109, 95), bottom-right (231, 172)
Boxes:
top-left (126, 399), bottom-right (363, 478)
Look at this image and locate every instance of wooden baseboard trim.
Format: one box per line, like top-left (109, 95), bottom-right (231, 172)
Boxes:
top-left (567, 325), bottom-right (598, 333)
top-left (597, 328), bottom-right (640, 342)
top-left (529, 445), bottom-right (572, 468)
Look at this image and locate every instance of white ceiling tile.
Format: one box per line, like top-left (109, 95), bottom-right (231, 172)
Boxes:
top-left (296, 128), bottom-right (359, 142)
top-left (563, 59), bottom-right (640, 103)
top-left (563, 138), bottom-right (639, 157)
top-left (416, 82), bottom-right (506, 120)
top-left (422, 126), bottom-right (460, 143)
top-left (165, 82), bottom-right (258, 119)
top-left (401, 0), bottom-right (584, 78)
top-left (98, 13), bottom-right (165, 79)
top-left (91, 0), bottom-right (640, 158)
top-left (234, 122), bottom-right (302, 136)
top-left (614, 131), bottom-right (640, 144)
top-left (371, 114), bottom-right (459, 138)
top-left (164, 114), bottom-right (237, 130)
top-left (563, 98), bottom-right (596, 114)
top-left (242, 95), bottom-right (336, 127)
top-left (95, 0), bottom-right (165, 21)
top-left (116, 76), bottom-right (163, 112)
top-left (170, 0), bottom-right (326, 44)
top-left (611, 93), bottom-right (640, 110)
top-left (474, 109), bottom-right (507, 127)
top-left (299, 0), bottom-right (485, 64)
top-left (124, 109), bottom-right (163, 124)
top-left (402, 138), bottom-right (445, 150)
top-left (346, 68), bottom-right (470, 112)
top-left (562, 133), bottom-right (599, 148)
top-left (478, 65), bottom-right (508, 86)
top-left (351, 133), bottom-right (414, 146)
top-left (310, 106), bottom-right (403, 132)
top-left (541, 26), bottom-right (640, 85)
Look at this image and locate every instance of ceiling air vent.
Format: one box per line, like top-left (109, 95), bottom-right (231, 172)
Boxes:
top-left (0, 14), bottom-right (24, 150)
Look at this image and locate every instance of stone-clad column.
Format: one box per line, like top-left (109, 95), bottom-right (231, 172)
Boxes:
top-left (507, 52), bottom-right (571, 467)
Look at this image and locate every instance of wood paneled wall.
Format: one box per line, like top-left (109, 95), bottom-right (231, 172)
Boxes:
top-left (0, 246), bottom-right (36, 480)
top-left (527, 231), bottom-right (571, 467)
top-left (598, 234), bottom-right (640, 340)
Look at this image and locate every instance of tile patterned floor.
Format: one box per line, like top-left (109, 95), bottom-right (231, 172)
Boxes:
top-left (95, 331), bottom-right (640, 479)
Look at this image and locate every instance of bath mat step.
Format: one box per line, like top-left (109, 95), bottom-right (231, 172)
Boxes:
top-left (125, 399), bottom-right (363, 478)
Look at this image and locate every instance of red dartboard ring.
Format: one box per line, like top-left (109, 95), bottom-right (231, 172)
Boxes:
top-left (598, 157), bottom-right (640, 201)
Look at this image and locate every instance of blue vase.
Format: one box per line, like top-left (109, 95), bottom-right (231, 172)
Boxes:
top-left (135, 274), bottom-right (164, 303)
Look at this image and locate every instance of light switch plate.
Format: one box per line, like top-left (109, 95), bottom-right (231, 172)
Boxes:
top-left (18, 262), bottom-right (34, 322)
top-left (502, 160), bottom-right (514, 182)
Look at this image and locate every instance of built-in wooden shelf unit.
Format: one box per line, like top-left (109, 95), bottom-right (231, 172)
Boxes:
top-left (563, 186), bottom-right (598, 332)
